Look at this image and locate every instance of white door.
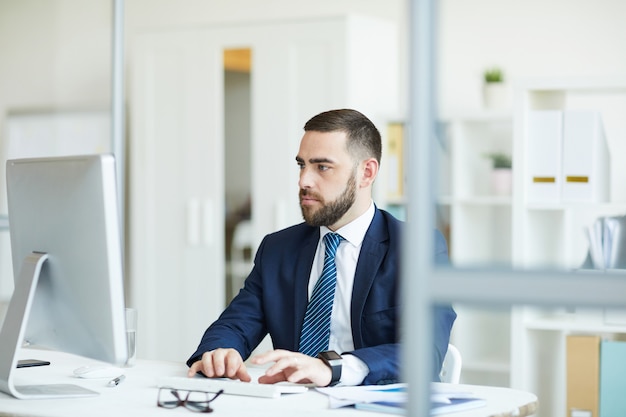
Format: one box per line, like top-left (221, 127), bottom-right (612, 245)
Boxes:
top-left (130, 30), bottom-right (225, 361)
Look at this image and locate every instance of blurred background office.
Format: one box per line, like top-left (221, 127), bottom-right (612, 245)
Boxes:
top-left (1, 2), bottom-right (625, 416)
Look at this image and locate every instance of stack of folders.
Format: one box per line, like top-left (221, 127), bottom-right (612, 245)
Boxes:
top-left (526, 110), bottom-right (609, 204)
top-left (566, 335), bottom-right (626, 417)
top-left (583, 215), bottom-right (626, 270)
top-left (316, 383), bottom-right (486, 415)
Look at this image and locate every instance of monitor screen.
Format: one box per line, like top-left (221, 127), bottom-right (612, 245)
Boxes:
top-left (0, 154), bottom-right (127, 399)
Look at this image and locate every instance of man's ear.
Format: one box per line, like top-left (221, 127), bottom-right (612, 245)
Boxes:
top-left (360, 158), bottom-right (379, 188)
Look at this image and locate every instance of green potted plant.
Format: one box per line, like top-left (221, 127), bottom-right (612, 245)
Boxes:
top-left (482, 67), bottom-right (508, 110)
top-left (484, 67), bottom-right (503, 84)
top-left (484, 152), bottom-right (512, 195)
top-left (484, 152), bottom-right (512, 169)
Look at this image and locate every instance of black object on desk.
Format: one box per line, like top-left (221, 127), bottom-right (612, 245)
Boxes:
top-left (17, 359), bottom-right (51, 368)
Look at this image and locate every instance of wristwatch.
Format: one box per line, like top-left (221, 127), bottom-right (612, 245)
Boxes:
top-left (317, 350), bottom-right (342, 387)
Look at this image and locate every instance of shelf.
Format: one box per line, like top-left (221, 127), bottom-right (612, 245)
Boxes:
top-left (513, 76), bottom-right (626, 92)
top-left (439, 110), bottom-right (512, 123)
top-left (462, 359), bottom-right (510, 374)
top-left (460, 196), bottom-right (512, 206)
top-left (522, 308), bottom-right (626, 333)
top-left (524, 318), bottom-right (626, 334)
top-left (525, 201), bottom-right (626, 212)
top-left (439, 196), bottom-right (512, 206)
top-left (384, 196), bottom-right (407, 206)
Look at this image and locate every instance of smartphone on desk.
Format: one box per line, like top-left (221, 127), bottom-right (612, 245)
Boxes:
top-left (17, 359), bottom-right (51, 368)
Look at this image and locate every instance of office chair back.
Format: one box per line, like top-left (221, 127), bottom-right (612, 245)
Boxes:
top-left (439, 344), bottom-right (462, 384)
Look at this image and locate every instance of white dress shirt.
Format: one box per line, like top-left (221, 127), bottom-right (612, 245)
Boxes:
top-left (307, 201), bottom-right (375, 385)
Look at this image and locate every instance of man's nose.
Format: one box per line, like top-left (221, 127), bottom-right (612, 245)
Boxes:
top-left (298, 167), bottom-right (314, 189)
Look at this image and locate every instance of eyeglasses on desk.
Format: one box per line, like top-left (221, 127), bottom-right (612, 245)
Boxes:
top-left (157, 387), bottom-right (224, 413)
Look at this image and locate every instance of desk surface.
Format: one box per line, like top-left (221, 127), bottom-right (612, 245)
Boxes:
top-left (0, 349), bottom-right (537, 417)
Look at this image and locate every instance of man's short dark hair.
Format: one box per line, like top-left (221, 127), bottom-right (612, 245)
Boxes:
top-left (304, 109), bottom-right (382, 164)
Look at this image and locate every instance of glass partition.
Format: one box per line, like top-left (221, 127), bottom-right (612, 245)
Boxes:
top-left (404, 2), bottom-right (626, 416)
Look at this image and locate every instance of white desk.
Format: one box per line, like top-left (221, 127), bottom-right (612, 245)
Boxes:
top-left (0, 349), bottom-right (537, 417)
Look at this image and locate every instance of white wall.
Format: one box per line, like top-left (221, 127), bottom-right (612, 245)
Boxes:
top-left (125, 0), bottom-right (404, 28)
top-left (0, 0), bottom-right (111, 112)
top-left (124, 0), bottom-right (407, 111)
top-left (3, 0), bottom-right (625, 163)
top-left (0, 1), bottom-right (112, 317)
top-left (437, 0), bottom-right (626, 114)
top-left (0, 0), bottom-right (405, 158)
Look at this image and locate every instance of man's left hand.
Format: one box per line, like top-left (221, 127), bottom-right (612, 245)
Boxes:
top-left (250, 349), bottom-right (332, 386)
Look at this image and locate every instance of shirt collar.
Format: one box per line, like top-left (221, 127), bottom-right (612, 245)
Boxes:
top-left (320, 201), bottom-right (375, 247)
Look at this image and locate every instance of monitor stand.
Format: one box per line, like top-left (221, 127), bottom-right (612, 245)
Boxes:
top-left (0, 252), bottom-right (98, 399)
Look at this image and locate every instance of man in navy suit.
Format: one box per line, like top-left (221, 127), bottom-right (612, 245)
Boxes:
top-left (188, 109), bottom-right (456, 387)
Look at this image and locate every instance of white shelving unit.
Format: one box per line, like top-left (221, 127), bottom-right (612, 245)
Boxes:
top-left (437, 111), bottom-right (514, 387)
top-left (509, 77), bottom-right (626, 417)
top-left (449, 304), bottom-right (511, 387)
top-left (439, 110), bottom-right (513, 267)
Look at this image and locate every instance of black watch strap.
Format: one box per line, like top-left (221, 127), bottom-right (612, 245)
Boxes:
top-left (317, 350), bottom-right (342, 387)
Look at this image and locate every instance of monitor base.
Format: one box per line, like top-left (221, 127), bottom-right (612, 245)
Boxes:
top-left (13, 384), bottom-right (98, 399)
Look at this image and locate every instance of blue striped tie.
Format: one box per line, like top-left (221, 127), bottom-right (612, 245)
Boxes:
top-left (299, 232), bottom-right (343, 357)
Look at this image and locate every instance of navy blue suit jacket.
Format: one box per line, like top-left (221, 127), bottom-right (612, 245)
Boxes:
top-left (188, 208), bottom-right (456, 384)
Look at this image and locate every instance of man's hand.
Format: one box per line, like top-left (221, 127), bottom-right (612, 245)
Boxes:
top-left (187, 348), bottom-right (252, 382)
top-left (250, 349), bottom-right (332, 387)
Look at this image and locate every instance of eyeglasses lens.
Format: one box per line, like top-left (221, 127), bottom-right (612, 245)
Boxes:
top-left (157, 388), bottom-right (222, 413)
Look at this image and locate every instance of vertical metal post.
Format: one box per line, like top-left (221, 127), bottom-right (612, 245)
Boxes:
top-left (404, 0), bottom-right (436, 415)
top-left (112, 0), bottom-right (125, 252)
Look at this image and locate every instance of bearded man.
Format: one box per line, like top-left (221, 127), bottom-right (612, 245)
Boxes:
top-left (188, 109), bottom-right (456, 387)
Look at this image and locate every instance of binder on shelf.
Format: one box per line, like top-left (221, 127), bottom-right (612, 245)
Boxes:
top-left (600, 340), bottom-right (626, 417)
top-left (566, 335), bottom-right (600, 417)
top-left (561, 111), bottom-right (610, 202)
top-left (386, 122), bottom-right (404, 199)
top-left (526, 110), bottom-right (562, 203)
top-left (583, 215), bottom-right (626, 270)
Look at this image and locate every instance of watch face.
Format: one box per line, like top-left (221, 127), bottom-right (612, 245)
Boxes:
top-left (322, 351), bottom-right (341, 361)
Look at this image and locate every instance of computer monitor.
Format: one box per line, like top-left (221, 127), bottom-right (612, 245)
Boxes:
top-left (0, 154), bottom-right (128, 399)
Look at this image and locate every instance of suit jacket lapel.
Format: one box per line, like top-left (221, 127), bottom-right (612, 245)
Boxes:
top-left (350, 209), bottom-right (389, 348)
top-left (292, 229), bottom-right (320, 348)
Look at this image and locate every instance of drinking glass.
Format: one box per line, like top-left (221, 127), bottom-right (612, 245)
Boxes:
top-left (125, 307), bottom-right (137, 366)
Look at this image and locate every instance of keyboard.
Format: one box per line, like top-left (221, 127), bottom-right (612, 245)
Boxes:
top-left (156, 376), bottom-right (309, 399)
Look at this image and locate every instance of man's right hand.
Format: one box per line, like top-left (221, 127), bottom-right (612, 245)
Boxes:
top-left (187, 348), bottom-right (252, 382)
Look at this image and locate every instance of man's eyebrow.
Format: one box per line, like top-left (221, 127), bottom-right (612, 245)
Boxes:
top-left (310, 157), bottom-right (334, 164)
top-left (295, 156), bottom-right (335, 164)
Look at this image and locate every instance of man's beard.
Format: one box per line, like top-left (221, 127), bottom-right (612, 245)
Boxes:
top-left (300, 175), bottom-right (357, 227)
